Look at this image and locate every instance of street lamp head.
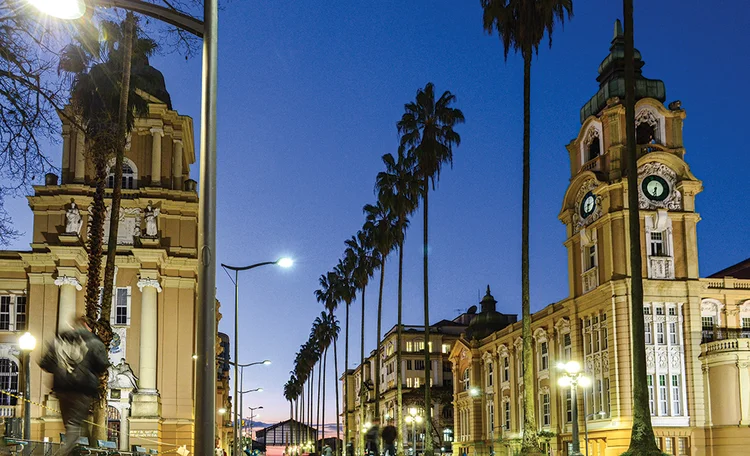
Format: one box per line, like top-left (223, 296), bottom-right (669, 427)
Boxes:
top-left (408, 407), bottom-right (418, 417)
top-left (415, 416), bottom-right (423, 424)
top-left (405, 416), bottom-right (413, 424)
top-left (257, 388), bottom-right (264, 392)
top-left (469, 387), bottom-right (480, 397)
top-left (18, 332), bottom-right (36, 351)
top-left (27, 0), bottom-right (86, 19)
top-left (564, 360), bottom-right (581, 374)
top-left (557, 376), bottom-right (572, 388)
top-left (262, 360), bottom-right (271, 365)
top-left (218, 408), bottom-right (227, 415)
top-left (277, 257), bottom-right (294, 268)
top-left (578, 375), bottom-right (592, 388)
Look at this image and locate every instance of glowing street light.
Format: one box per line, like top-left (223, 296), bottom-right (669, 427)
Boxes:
top-left (18, 332), bottom-right (36, 442)
top-left (558, 362), bottom-right (591, 456)
top-left (27, 0), bottom-right (86, 19)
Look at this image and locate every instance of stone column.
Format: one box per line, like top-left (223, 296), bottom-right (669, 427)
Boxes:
top-left (61, 126), bottom-right (71, 183)
top-left (150, 127), bottom-right (164, 186)
top-left (54, 276), bottom-right (82, 333)
top-left (738, 361), bottom-right (750, 425)
top-left (137, 277), bottom-right (161, 391)
top-left (119, 404), bottom-right (131, 451)
top-left (74, 128), bottom-right (86, 182)
top-left (173, 139), bottom-right (183, 190)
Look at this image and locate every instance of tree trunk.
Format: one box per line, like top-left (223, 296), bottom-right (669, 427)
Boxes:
top-left (345, 302), bottom-right (350, 450)
top-left (422, 178), bottom-right (433, 456)
top-left (396, 232), bottom-right (405, 456)
top-left (375, 258), bottom-right (386, 420)
top-left (359, 286), bottom-right (367, 456)
top-left (333, 325), bottom-right (341, 456)
top-left (520, 51), bottom-right (542, 456)
top-left (93, 11), bottom-right (135, 443)
top-left (323, 346), bottom-right (328, 451)
top-left (624, 2), bottom-right (660, 454)
top-left (318, 359), bottom-right (323, 452)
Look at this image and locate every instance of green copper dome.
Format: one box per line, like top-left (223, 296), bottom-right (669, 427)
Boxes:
top-left (580, 20), bottom-right (665, 123)
top-left (465, 286), bottom-right (516, 341)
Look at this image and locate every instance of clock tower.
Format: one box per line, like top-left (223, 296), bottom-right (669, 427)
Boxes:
top-left (558, 20), bottom-right (704, 299)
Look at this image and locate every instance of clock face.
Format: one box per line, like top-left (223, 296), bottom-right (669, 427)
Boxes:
top-left (641, 175), bottom-right (670, 202)
top-left (580, 192), bottom-right (596, 219)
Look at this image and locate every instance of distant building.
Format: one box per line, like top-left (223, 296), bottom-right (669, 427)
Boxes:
top-left (448, 22), bottom-right (750, 456)
top-left (343, 307), bottom-right (515, 455)
top-left (256, 419), bottom-right (318, 447)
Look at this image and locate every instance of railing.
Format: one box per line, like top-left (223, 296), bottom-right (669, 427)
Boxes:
top-left (704, 277), bottom-right (750, 289)
top-left (0, 405), bottom-right (15, 417)
top-left (648, 256), bottom-right (674, 279)
top-left (701, 334), bottom-right (750, 355)
top-left (701, 327), bottom-right (750, 344)
top-left (581, 156), bottom-right (600, 173)
top-left (638, 143), bottom-right (669, 157)
top-left (582, 267), bottom-right (598, 293)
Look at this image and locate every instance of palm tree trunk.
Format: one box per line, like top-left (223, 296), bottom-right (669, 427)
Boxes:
top-left (396, 233), bottom-right (405, 456)
top-left (290, 400), bottom-right (294, 449)
top-left (624, 2), bottom-right (659, 454)
top-left (92, 11), bottom-right (135, 442)
top-left (422, 177), bottom-right (433, 456)
top-left (375, 259), bottom-right (386, 420)
top-left (359, 286), bottom-right (367, 456)
top-left (333, 329), bottom-right (342, 456)
top-left (311, 368), bottom-right (316, 446)
top-left (323, 346), bottom-right (328, 452)
top-left (520, 51), bottom-right (541, 456)
top-left (318, 359), bottom-right (323, 452)
top-left (345, 303), bottom-right (350, 449)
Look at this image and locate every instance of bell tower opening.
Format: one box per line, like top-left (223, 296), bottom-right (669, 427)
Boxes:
top-left (588, 137), bottom-right (601, 162)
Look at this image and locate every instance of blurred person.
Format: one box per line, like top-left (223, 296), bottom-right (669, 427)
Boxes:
top-left (39, 317), bottom-right (109, 456)
top-left (381, 424), bottom-right (397, 456)
top-left (364, 418), bottom-right (380, 456)
top-left (346, 438), bottom-right (354, 456)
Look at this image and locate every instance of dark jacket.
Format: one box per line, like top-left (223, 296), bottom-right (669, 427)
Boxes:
top-left (39, 329), bottom-right (109, 396)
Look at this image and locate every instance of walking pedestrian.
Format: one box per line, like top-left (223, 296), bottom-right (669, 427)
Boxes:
top-left (364, 418), bottom-right (380, 456)
top-left (39, 317), bottom-right (109, 456)
top-left (381, 424), bottom-right (397, 456)
top-left (346, 438), bottom-right (355, 456)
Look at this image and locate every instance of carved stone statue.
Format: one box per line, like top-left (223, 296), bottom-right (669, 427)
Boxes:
top-left (65, 201), bottom-right (83, 234)
top-left (143, 202), bottom-right (160, 237)
top-left (107, 359), bottom-right (139, 390)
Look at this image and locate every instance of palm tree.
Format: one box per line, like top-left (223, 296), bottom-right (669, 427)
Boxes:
top-left (334, 259), bottom-right (357, 448)
top-left (622, 2), bottom-right (659, 454)
top-left (480, 2), bottom-right (572, 454)
top-left (58, 15), bottom-right (166, 439)
top-left (397, 82), bottom-right (464, 456)
top-left (284, 377), bottom-right (298, 448)
top-left (376, 150), bottom-right (419, 455)
top-left (345, 230), bottom-right (379, 455)
top-left (363, 200), bottom-right (399, 421)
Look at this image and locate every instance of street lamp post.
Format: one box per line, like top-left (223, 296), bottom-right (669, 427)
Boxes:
top-left (405, 407), bottom-right (422, 456)
top-left (557, 361), bottom-right (591, 456)
top-left (217, 358), bottom-right (270, 455)
top-left (239, 388), bottom-right (263, 449)
top-left (25, 2), bottom-right (217, 455)
top-left (247, 405), bottom-right (263, 448)
top-left (18, 332), bottom-right (36, 443)
top-left (221, 259), bottom-right (292, 456)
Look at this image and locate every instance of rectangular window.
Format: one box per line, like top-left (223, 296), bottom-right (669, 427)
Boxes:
top-left (647, 375), bottom-right (655, 415)
top-left (604, 378), bottom-right (611, 416)
top-left (586, 245), bottom-right (597, 271)
top-left (0, 295), bottom-right (27, 331)
top-left (428, 341), bottom-right (433, 352)
top-left (659, 375), bottom-right (668, 415)
top-left (406, 378), bottom-right (413, 388)
top-left (650, 231), bottom-right (666, 256)
top-left (657, 322), bottom-right (665, 345)
top-left (587, 332), bottom-right (593, 355)
top-left (601, 324), bottom-right (608, 350)
top-left (645, 321), bottom-right (653, 345)
top-left (701, 316), bottom-right (714, 330)
top-left (407, 360), bottom-right (412, 370)
top-left (504, 401), bottom-right (511, 430)
top-left (742, 317), bottom-right (750, 329)
top-left (565, 390), bottom-right (572, 423)
top-left (668, 306), bottom-right (676, 316)
top-left (114, 288), bottom-right (129, 325)
top-left (415, 360), bottom-right (425, 370)
top-left (644, 306), bottom-right (652, 315)
top-left (671, 375), bottom-right (681, 416)
top-left (540, 342), bottom-right (548, 371)
top-left (678, 437), bottom-right (688, 455)
top-left (488, 402), bottom-right (495, 436)
top-left (597, 379), bottom-right (604, 417)
top-left (503, 357), bottom-right (509, 382)
top-left (487, 362), bottom-right (494, 387)
top-left (415, 341), bottom-right (425, 351)
top-left (656, 306), bottom-right (664, 316)
top-left (563, 333), bottom-right (572, 360)
top-left (406, 341), bottom-right (414, 352)
top-left (15, 296), bottom-right (26, 331)
top-left (414, 377), bottom-right (421, 388)
top-left (442, 344), bottom-right (451, 354)
top-left (664, 437), bottom-right (673, 455)
top-left (593, 327), bottom-right (600, 352)
top-left (669, 322), bottom-right (678, 345)
top-left (541, 393), bottom-right (550, 426)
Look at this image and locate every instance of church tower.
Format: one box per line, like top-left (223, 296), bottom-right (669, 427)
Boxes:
top-left (559, 20), bottom-right (703, 299)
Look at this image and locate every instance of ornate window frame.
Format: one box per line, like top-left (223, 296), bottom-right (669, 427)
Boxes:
top-left (106, 157), bottom-right (139, 190)
top-left (635, 105), bottom-right (666, 145)
top-left (580, 121), bottom-right (604, 165)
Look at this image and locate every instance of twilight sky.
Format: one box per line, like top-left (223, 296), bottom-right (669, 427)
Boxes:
top-left (7, 0), bottom-right (750, 429)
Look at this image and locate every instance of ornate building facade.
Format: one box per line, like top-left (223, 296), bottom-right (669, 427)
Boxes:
top-left (0, 88), bottom-right (221, 453)
top-left (447, 23), bottom-right (750, 456)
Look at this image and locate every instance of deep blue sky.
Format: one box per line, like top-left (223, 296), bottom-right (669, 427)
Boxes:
top-left (7, 0), bottom-right (750, 427)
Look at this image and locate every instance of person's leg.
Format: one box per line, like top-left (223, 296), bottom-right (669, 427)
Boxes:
top-left (57, 393), bottom-right (92, 456)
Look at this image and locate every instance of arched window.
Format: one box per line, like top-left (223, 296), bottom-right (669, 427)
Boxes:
top-left (107, 405), bottom-right (120, 447)
top-left (588, 137), bottom-right (601, 161)
top-left (581, 123), bottom-right (603, 165)
top-left (0, 358), bottom-right (19, 406)
top-left (107, 158), bottom-right (138, 190)
top-left (635, 108), bottom-right (663, 145)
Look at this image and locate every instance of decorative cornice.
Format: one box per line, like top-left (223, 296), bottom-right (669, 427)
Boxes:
top-left (137, 278), bottom-right (162, 293)
top-left (54, 276), bottom-right (82, 291)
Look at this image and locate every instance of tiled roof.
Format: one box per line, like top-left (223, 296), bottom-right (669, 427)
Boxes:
top-left (708, 257), bottom-right (750, 279)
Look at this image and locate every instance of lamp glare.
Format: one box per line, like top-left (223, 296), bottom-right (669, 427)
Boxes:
top-left (27, 0), bottom-right (86, 19)
top-left (19, 332), bottom-right (36, 351)
top-left (262, 360), bottom-right (272, 365)
top-left (579, 375), bottom-right (592, 388)
top-left (557, 376), bottom-right (571, 388)
top-left (565, 360), bottom-right (581, 374)
top-left (277, 257), bottom-right (294, 268)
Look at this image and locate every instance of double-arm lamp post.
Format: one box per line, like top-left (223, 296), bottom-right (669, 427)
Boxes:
top-left (26, 1), bottom-right (217, 455)
top-left (404, 407), bottom-right (423, 456)
top-left (247, 405), bottom-right (263, 446)
top-left (18, 332), bottom-right (37, 443)
top-left (222, 257), bottom-right (292, 456)
top-left (557, 361), bottom-right (591, 456)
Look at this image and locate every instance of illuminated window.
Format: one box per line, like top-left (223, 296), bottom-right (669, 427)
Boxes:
top-left (442, 344), bottom-right (451, 354)
top-left (0, 295), bottom-right (27, 331)
top-left (462, 368), bottom-right (470, 391)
